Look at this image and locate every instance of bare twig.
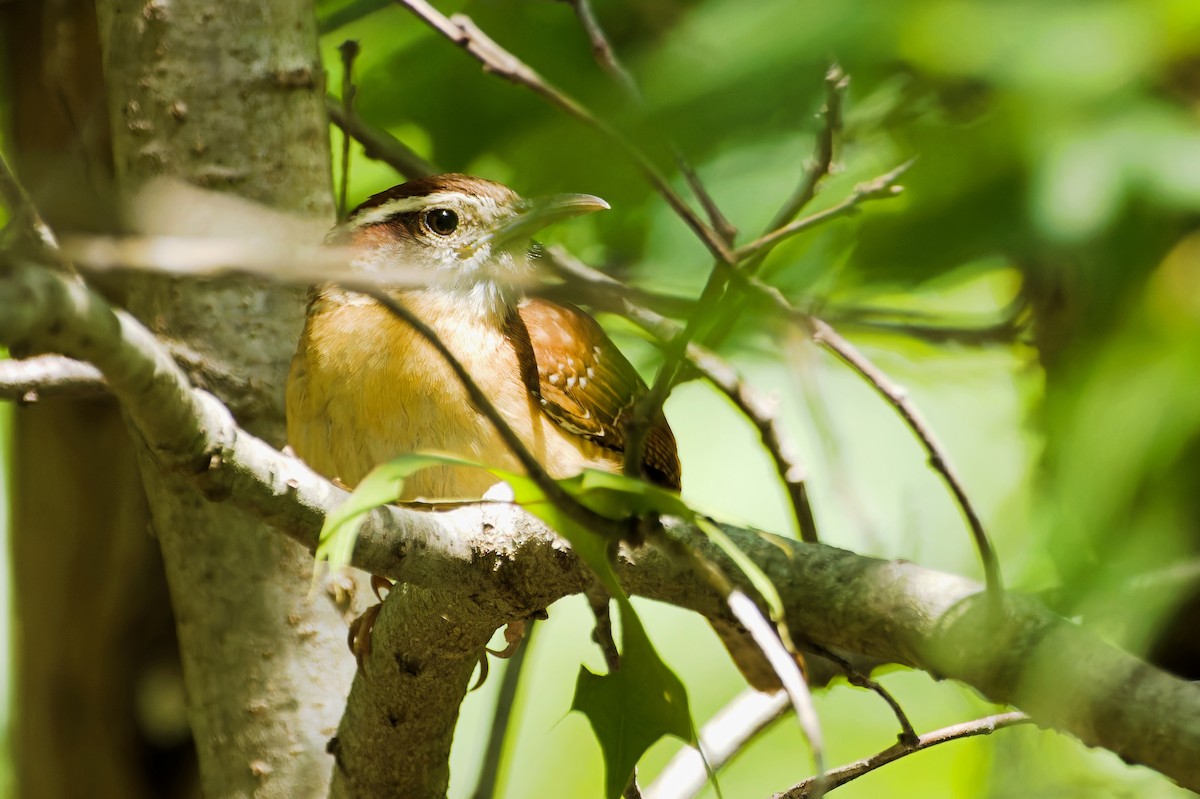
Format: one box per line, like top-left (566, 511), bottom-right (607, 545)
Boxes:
top-left (763, 65), bottom-right (849, 238)
top-left (735, 160), bottom-right (913, 263)
top-left (337, 40), bottom-right (362, 220)
top-left (773, 712), bottom-right (1032, 799)
top-left (0, 149), bottom-right (59, 253)
top-left (674, 151), bottom-right (738, 245)
top-left (0, 354), bottom-right (106, 401)
top-left (719, 269), bottom-right (1002, 593)
top-left (587, 585), bottom-right (621, 672)
top-left (628, 158), bottom-right (912, 488)
top-left (686, 345), bottom-right (818, 543)
top-left (808, 645), bottom-right (917, 747)
top-left (326, 95), bottom-right (437, 179)
top-left (559, 0), bottom-right (639, 99)
top-left (470, 620), bottom-right (537, 799)
top-left (806, 316), bottom-right (1002, 594)
top-left (699, 67), bottom-right (847, 350)
top-left (646, 689), bottom-right (790, 799)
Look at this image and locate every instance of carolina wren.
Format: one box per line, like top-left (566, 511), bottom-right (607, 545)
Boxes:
top-left (288, 174), bottom-right (785, 690)
top-left (286, 173), bottom-right (679, 501)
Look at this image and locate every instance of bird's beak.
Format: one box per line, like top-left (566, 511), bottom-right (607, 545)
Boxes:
top-left (465, 193), bottom-right (609, 255)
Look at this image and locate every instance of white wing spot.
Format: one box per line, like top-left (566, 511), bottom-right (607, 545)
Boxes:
top-left (566, 376), bottom-right (577, 388)
top-left (586, 367), bottom-right (595, 378)
top-left (579, 377), bottom-right (588, 389)
top-left (549, 373), bottom-right (561, 385)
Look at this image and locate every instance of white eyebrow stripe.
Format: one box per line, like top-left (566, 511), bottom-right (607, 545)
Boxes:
top-left (350, 191), bottom-right (482, 227)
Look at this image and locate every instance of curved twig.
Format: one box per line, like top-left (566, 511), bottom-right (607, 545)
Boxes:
top-left (806, 316), bottom-right (1002, 594)
top-left (773, 712), bottom-right (1032, 798)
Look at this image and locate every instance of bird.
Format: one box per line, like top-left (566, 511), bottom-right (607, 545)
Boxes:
top-left (287, 174), bottom-right (777, 689)
top-left (285, 173), bottom-right (678, 669)
top-left (286, 173), bottom-right (679, 501)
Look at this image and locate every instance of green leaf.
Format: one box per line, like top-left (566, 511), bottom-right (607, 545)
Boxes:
top-left (572, 594), bottom-right (694, 799)
top-left (316, 451), bottom-right (463, 567)
top-left (566, 469), bottom-right (695, 518)
top-left (495, 469), bottom-right (625, 598)
top-left (695, 517), bottom-right (785, 622)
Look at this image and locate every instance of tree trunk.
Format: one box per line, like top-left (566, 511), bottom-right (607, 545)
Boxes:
top-left (89, 0), bottom-right (359, 795)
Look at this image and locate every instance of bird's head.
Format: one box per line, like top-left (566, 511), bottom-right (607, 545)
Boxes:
top-left (335, 173), bottom-right (608, 317)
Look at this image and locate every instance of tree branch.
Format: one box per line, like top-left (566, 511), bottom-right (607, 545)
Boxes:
top-left (325, 95), bottom-right (436, 180)
top-left (0, 354), bottom-right (105, 401)
top-left (773, 712), bottom-right (1032, 798)
top-left (3, 258), bottom-right (1200, 793)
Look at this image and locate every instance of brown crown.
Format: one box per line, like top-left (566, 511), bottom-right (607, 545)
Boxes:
top-left (347, 174), bottom-right (520, 222)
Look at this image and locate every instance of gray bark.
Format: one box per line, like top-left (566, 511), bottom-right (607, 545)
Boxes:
top-left (89, 1), bottom-right (361, 795)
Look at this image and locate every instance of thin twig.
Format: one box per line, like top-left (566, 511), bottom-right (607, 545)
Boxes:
top-left (716, 265), bottom-right (1002, 591)
top-left (586, 584), bottom-right (621, 672)
top-left (0, 149), bottom-right (59, 254)
top-left (646, 689), bottom-right (790, 799)
top-left (763, 64), bottom-right (849, 238)
top-left (337, 40), bottom-right (362, 221)
top-left (773, 712), bottom-right (1031, 799)
top-left (627, 158), bottom-right (912, 487)
top-left (326, 96), bottom-right (437, 179)
top-left (393, 0), bottom-right (733, 264)
top-left (806, 316), bottom-right (1002, 594)
top-left (822, 305), bottom-right (1026, 347)
top-left (808, 645), bottom-right (917, 746)
top-left (699, 67), bottom-right (847, 350)
top-left (686, 264), bottom-right (1003, 594)
top-left (735, 159), bottom-right (913, 263)
top-left (674, 151), bottom-right (738, 245)
top-left (559, 0), bottom-right (639, 99)
top-left (470, 620), bottom-right (537, 799)
top-left (0, 355), bottom-right (106, 402)
top-left (686, 345), bottom-right (818, 543)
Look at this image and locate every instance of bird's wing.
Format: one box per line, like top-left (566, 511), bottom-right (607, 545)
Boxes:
top-left (511, 297), bottom-right (681, 490)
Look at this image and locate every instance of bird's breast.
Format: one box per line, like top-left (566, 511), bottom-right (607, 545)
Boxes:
top-left (286, 290), bottom-right (607, 499)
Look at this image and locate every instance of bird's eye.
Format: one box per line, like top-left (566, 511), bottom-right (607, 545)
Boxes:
top-left (424, 208), bottom-right (459, 236)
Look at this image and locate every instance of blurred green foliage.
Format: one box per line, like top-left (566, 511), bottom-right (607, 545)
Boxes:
top-left (313, 0), bottom-right (1200, 796)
